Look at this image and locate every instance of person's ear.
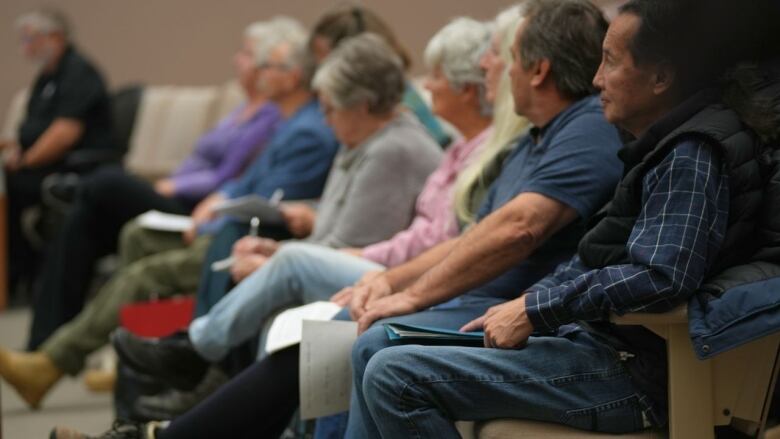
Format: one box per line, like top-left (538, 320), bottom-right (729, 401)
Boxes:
top-left (460, 83), bottom-right (480, 105)
top-left (652, 63), bottom-right (676, 96)
top-left (530, 58), bottom-right (552, 88)
top-left (288, 67), bottom-right (304, 90)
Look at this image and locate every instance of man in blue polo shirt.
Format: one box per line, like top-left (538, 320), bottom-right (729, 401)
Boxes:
top-left (340, 1), bottom-right (622, 437)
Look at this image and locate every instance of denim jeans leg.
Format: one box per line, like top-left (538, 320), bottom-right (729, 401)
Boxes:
top-left (189, 242), bottom-right (383, 362)
top-left (345, 298), bottom-right (503, 438)
top-left (354, 327), bottom-right (658, 439)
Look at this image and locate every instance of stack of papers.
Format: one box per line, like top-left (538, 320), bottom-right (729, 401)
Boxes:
top-left (136, 210), bottom-right (193, 232)
top-left (265, 301), bottom-right (343, 354)
top-left (384, 323), bottom-right (485, 346)
top-left (300, 320), bottom-right (358, 419)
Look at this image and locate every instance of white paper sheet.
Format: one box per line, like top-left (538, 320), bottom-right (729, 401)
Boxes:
top-left (299, 319), bottom-right (358, 420)
top-left (136, 210), bottom-right (193, 232)
top-left (212, 194), bottom-right (285, 225)
top-left (264, 301), bottom-right (343, 354)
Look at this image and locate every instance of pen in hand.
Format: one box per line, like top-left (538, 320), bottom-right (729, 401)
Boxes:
top-left (211, 188), bottom-right (281, 273)
top-left (249, 216), bottom-right (260, 237)
top-left (212, 216), bottom-right (261, 272)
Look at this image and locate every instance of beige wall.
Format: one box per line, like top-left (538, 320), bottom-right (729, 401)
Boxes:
top-left (0, 0), bottom-right (622, 131)
top-left (0, 0), bottom-right (525, 128)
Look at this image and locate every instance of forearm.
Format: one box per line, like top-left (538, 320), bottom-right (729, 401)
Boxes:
top-left (404, 208), bottom-right (538, 308)
top-left (22, 119), bottom-right (83, 168)
top-left (384, 238), bottom-right (459, 291)
top-left (525, 262), bottom-right (691, 331)
top-left (404, 192), bottom-right (577, 309)
top-left (171, 171), bottom-right (219, 200)
top-left (362, 213), bottom-right (458, 267)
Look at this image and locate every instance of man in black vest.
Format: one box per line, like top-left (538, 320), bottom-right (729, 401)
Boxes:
top-left (346, 0), bottom-right (770, 437)
top-left (3, 8), bottom-right (112, 296)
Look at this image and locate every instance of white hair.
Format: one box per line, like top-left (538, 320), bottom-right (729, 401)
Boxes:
top-left (312, 33), bottom-right (405, 114)
top-left (244, 22), bottom-right (274, 66)
top-left (253, 16), bottom-right (315, 87)
top-left (16, 8), bottom-right (71, 38)
top-left (494, 4), bottom-right (524, 42)
top-left (424, 17), bottom-right (492, 115)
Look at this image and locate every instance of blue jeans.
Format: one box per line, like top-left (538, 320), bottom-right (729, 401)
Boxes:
top-left (194, 221), bottom-right (292, 317)
top-left (316, 296), bottom-right (499, 439)
top-left (188, 242), bottom-right (383, 362)
top-left (345, 302), bottom-right (660, 438)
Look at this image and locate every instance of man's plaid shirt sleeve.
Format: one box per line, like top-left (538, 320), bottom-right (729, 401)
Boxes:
top-left (524, 140), bottom-right (730, 331)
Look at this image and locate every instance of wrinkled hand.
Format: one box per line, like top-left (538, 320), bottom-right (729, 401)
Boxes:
top-left (191, 193), bottom-right (223, 225)
top-left (3, 143), bottom-right (23, 172)
top-left (348, 272), bottom-right (394, 321)
top-left (281, 203), bottom-right (316, 238)
top-left (357, 293), bottom-right (418, 334)
top-left (230, 253), bottom-right (269, 282)
top-left (330, 270), bottom-right (383, 307)
top-left (182, 226), bottom-right (197, 245)
top-left (330, 288), bottom-right (353, 307)
top-left (232, 236), bottom-right (279, 257)
top-left (183, 194), bottom-right (224, 244)
top-left (460, 295), bottom-right (534, 349)
top-left (154, 178), bottom-right (176, 197)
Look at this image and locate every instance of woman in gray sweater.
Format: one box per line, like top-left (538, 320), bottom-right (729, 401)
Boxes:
top-left (228, 32), bottom-right (443, 279)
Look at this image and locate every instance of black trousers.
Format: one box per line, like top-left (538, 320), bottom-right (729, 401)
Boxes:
top-left (7, 165), bottom-right (59, 294)
top-left (28, 166), bottom-right (189, 349)
top-left (159, 346), bottom-right (300, 439)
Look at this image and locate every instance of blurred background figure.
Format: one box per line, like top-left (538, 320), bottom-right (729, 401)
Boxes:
top-left (4, 8), bottom-right (113, 299)
top-left (309, 4), bottom-right (452, 147)
top-left (25, 20), bottom-right (282, 351)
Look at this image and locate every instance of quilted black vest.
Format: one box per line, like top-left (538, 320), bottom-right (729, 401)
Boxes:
top-left (577, 90), bottom-right (767, 274)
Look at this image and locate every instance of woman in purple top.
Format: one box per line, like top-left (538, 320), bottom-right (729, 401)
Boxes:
top-left (26, 21), bottom-right (282, 350)
top-left (163, 102), bottom-right (279, 204)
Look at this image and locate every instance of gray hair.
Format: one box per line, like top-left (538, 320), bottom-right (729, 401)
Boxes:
top-left (519, 0), bottom-right (608, 99)
top-left (16, 7), bottom-right (71, 39)
top-left (312, 33), bottom-right (405, 114)
top-left (244, 21), bottom-right (275, 66)
top-left (424, 17), bottom-right (492, 115)
top-left (256, 16), bottom-right (316, 89)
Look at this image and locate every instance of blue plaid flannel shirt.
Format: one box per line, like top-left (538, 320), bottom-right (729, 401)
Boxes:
top-left (525, 139), bottom-right (730, 331)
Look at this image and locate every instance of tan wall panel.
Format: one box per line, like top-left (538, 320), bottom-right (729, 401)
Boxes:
top-left (0, 0), bottom-right (524, 127)
top-left (0, 0), bottom-right (621, 130)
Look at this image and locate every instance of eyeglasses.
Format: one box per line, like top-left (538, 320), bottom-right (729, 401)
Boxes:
top-left (257, 62), bottom-right (292, 71)
top-left (19, 33), bottom-right (42, 46)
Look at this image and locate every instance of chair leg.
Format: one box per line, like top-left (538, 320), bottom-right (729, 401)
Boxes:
top-left (758, 347), bottom-right (780, 439)
top-left (0, 193), bottom-right (7, 311)
top-left (667, 323), bottom-right (714, 439)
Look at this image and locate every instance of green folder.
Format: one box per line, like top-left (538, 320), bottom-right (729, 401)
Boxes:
top-left (383, 323), bottom-right (485, 346)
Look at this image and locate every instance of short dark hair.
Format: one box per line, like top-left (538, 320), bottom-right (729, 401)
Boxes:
top-left (311, 4), bottom-right (412, 70)
top-left (619, 0), bottom-right (780, 99)
top-left (519, 0), bottom-right (608, 100)
top-left (617, 0), bottom-right (683, 67)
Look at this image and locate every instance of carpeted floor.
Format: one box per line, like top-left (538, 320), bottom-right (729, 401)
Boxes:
top-left (0, 308), bottom-right (113, 439)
